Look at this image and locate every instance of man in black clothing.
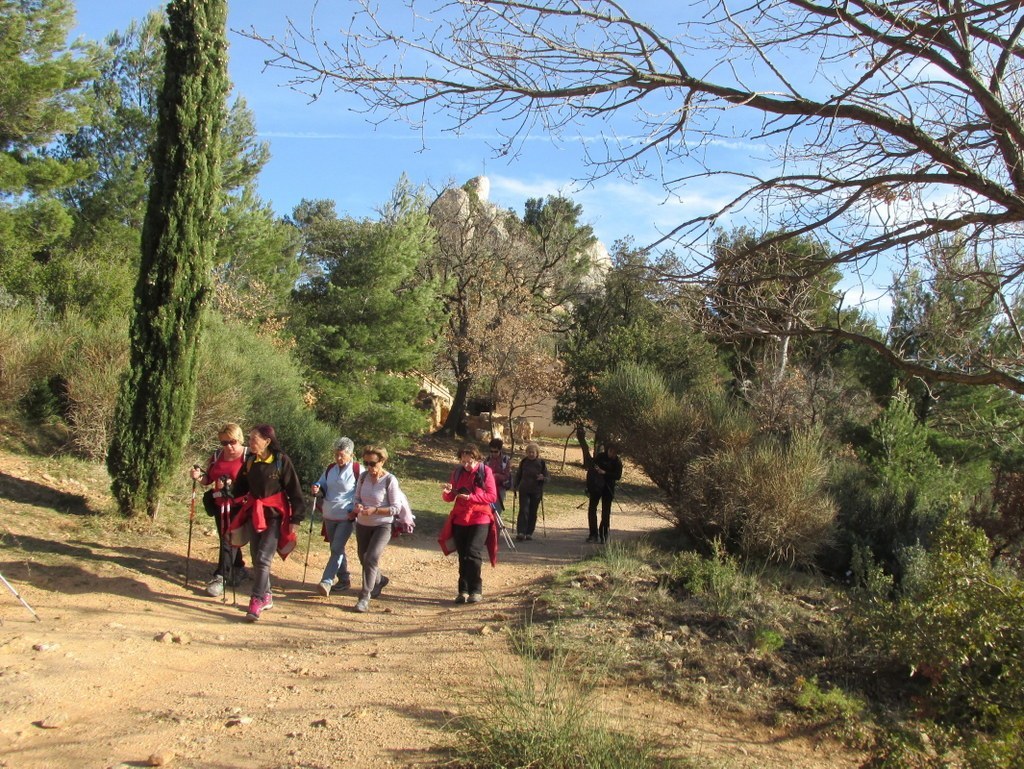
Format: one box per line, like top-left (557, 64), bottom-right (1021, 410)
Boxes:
top-left (586, 443), bottom-right (622, 544)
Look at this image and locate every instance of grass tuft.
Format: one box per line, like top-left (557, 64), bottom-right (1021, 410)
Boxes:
top-left (444, 629), bottom-right (692, 769)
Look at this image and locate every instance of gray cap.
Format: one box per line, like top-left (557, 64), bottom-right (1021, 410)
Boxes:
top-left (334, 436), bottom-right (355, 454)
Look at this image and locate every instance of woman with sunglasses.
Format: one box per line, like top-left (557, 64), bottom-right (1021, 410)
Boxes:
top-left (189, 423), bottom-right (248, 597)
top-left (351, 446), bottom-right (403, 613)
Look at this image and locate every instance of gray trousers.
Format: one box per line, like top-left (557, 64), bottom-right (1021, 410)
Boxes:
top-left (247, 516), bottom-right (279, 598)
top-left (354, 523), bottom-right (391, 600)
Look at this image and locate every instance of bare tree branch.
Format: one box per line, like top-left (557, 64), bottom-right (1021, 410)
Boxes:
top-left (245, 0), bottom-right (1024, 390)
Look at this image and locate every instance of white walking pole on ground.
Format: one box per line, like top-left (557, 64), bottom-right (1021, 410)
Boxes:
top-left (0, 572), bottom-right (40, 622)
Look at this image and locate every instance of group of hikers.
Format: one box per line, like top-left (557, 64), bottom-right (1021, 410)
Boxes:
top-left (189, 424), bottom-right (624, 621)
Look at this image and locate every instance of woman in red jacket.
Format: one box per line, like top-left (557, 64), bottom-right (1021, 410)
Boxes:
top-left (441, 444), bottom-right (498, 604)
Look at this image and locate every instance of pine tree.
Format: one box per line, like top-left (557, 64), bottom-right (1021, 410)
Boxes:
top-left (107, 0), bottom-right (228, 518)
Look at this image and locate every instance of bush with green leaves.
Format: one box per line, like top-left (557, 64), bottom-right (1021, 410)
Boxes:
top-left (597, 362), bottom-right (836, 566)
top-left (189, 314), bottom-right (335, 485)
top-left (0, 302), bottom-right (337, 489)
top-left (856, 517), bottom-right (1024, 762)
top-left (0, 304), bottom-right (65, 418)
top-left (831, 389), bottom-right (991, 574)
top-left (666, 542), bottom-right (753, 618)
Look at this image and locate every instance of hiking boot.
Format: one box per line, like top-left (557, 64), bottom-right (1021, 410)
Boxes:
top-left (515, 534), bottom-right (525, 542)
top-left (455, 593), bottom-right (468, 604)
top-left (245, 594), bottom-right (265, 622)
top-left (262, 592), bottom-right (273, 612)
top-left (585, 534), bottom-right (598, 543)
top-left (524, 534), bottom-right (533, 541)
top-left (228, 567), bottom-right (249, 586)
top-left (370, 575), bottom-right (389, 599)
top-left (317, 580), bottom-right (332, 597)
top-left (354, 598), bottom-right (370, 613)
top-left (206, 575), bottom-right (225, 597)
top-left (337, 577), bottom-right (351, 591)
top-left (467, 593), bottom-right (483, 604)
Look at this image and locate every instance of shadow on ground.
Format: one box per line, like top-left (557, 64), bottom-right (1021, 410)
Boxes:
top-left (0, 471), bottom-right (99, 515)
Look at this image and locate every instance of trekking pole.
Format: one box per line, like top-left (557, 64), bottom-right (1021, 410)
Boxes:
top-left (301, 491), bottom-right (318, 585)
top-left (220, 479), bottom-right (235, 605)
top-left (540, 495), bottom-right (547, 538)
top-left (185, 470), bottom-right (199, 589)
top-left (0, 572), bottom-right (40, 622)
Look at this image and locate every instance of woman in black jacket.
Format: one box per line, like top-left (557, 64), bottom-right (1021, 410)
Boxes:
top-left (230, 424), bottom-right (304, 621)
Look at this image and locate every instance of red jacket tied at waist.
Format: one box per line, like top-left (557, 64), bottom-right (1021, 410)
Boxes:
top-left (438, 514), bottom-right (499, 567)
top-left (228, 491), bottom-right (297, 559)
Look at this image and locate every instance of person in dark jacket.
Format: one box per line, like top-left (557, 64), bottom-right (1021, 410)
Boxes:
top-left (586, 443), bottom-right (622, 544)
top-left (229, 424), bottom-right (304, 622)
top-left (513, 442), bottom-right (547, 541)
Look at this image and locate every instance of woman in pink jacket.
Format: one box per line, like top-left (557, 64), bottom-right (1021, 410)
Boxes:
top-left (440, 444), bottom-right (498, 604)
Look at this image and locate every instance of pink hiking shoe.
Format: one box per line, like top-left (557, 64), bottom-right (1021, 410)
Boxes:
top-left (245, 592), bottom-right (273, 622)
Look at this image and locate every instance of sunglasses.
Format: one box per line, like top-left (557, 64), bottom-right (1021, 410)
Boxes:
top-left (219, 439), bottom-right (238, 446)
top-left (363, 460), bottom-right (379, 468)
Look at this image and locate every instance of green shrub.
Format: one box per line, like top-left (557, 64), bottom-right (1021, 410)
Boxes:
top-left (857, 517), bottom-right (1024, 755)
top-left (62, 317), bottom-right (130, 460)
top-left (192, 316), bottom-right (335, 485)
top-left (754, 627), bottom-right (785, 654)
top-left (793, 676), bottom-right (864, 720)
top-left (0, 305), bottom-right (65, 417)
top-left (667, 542), bottom-right (752, 618)
top-left (597, 363), bottom-right (836, 567)
top-left (735, 431), bottom-right (836, 566)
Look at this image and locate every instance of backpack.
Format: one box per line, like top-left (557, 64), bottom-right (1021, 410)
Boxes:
top-left (498, 453), bottom-right (512, 489)
top-left (355, 472), bottom-right (416, 536)
top-left (452, 463), bottom-right (487, 492)
top-left (325, 461), bottom-right (361, 483)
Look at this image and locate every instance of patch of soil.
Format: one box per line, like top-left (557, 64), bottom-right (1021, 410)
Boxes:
top-left (0, 443), bottom-right (866, 768)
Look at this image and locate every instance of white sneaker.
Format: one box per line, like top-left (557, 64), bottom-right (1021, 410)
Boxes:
top-left (206, 575), bottom-right (225, 597)
top-left (317, 580), bottom-right (331, 597)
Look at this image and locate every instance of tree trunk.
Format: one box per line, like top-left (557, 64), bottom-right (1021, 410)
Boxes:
top-left (438, 373), bottom-right (471, 437)
top-left (575, 423), bottom-right (592, 468)
top-left (106, 0), bottom-right (228, 517)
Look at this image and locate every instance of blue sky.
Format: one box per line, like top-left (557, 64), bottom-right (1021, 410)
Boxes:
top-left (69, 0), bottom-right (716, 252)
top-left (69, 0), bottom-right (891, 317)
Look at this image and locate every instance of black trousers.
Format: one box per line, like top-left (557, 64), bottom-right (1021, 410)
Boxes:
top-left (203, 490), bottom-right (244, 576)
top-left (587, 487), bottom-right (614, 538)
top-left (452, 523), bottom-right (490, 595)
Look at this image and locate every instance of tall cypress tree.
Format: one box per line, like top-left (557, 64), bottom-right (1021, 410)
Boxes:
top-left (107, 0), bottom-right (228, 518)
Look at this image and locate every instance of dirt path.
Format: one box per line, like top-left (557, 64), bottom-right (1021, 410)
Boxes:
top-left (0, 448), bottom-right (864, 769)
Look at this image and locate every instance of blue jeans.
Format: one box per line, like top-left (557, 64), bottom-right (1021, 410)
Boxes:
top-left (319, 518), bottom-right (354, 585)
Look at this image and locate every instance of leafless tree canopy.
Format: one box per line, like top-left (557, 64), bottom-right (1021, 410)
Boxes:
top-left (248, 1), bottom-right (1024, 391)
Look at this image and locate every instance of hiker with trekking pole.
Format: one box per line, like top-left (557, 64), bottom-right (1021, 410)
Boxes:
top-left (439, 444), bottom-right (499, 604)
top-left (188, 423), bottom-right (249, 598)
top-left (227, 424), bottom-right (305, 622)
top-left (309, 437), bottom-right (360, 597)
top-left (514, 442), bottom-right (548, 542)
